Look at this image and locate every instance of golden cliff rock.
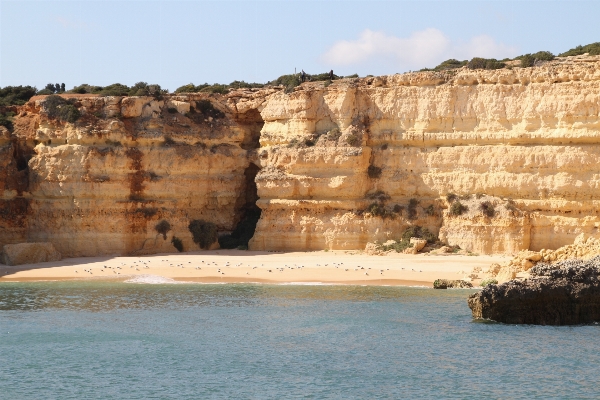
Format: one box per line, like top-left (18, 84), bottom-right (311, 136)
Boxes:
top-left (2, 55), bottom-right (600, 257)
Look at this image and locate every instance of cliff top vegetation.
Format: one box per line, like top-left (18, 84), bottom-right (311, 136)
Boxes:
top-left (0, 41), bottom-right (598, 109)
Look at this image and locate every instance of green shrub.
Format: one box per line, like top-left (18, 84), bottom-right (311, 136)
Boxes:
top-left (176, 81), bottom-right (262, 94)
top-left (175, 83), bottom-right (199, 93)
top-left (307, 72), bottom-right (340, 81)
top-left (0, 85), bottom-right (37, 106)
top-left (516, 51), bottom-right (555, 67)
top-left (0, 111), bottom-right (14, 130)
top-left (519, 54), bottom-right (535, 68)
top-left (44, 83), bottom-right (57, 93)
top-left (200, 84), bottom-right (229, 94)
top-left (195, 100), bottom-right (225, 119)
top-left (155, 220), bottom-right (171, 240)
top-left (480, 201), bottom-right (495, 217)
top-left (128, 82), bottom-right (164, 98)
top-left (380, 226), bottom-right (438, 253)
top-left (271, 74), bottom-right (299, 85)
top-left (433, 59), bottom-right (468, 71)
top-left (450, 201), bottom-right (467, 216)
top-left (346, 133), bottom-right (359, 146)
top-left (425, 204), bottom-right (435, 216)
top-left (59, 105), bottom-right (80, 123)
top-left (345, 73), bottom-right (359, 78)
top-left (480, 278), bottom-right (498, 287)
top-left (559, 42), bottom-right (600, 57)
top-left (171, 236), bottom-right (184, 252)
top-left (467, 57), bottom-right (505, 70)
top-left (270, 74), bottom-right (301, 93)
top-left (446, 193), bottom-right (458, 203)
top-left (401, 225), bottom-right (437, 243)
top-left (392, 204), bottom-right (404, 214)
top-left (366, 203), bottom-right (395, 219)
top-left (188, 219), bottom-right (218, 249)
top-left (43, 95), bottom-right (81, 123)
top-left (70, 84), bottom-right (103, 94)
top-left (367, 165), bottom-right (382, 179)
top-left (380, 240), bottom-right (412, 253)
top-left (99, 83), bottom-right (131, 96)
top-left (228, 80), bottom-right (264, 89)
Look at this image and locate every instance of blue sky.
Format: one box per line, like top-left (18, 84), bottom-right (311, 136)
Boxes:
top-left (0, 1), bottom-right (598, 91)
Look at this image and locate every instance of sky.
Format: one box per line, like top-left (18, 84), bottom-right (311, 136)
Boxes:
top-left (0, 0), bottom-right (598, 91)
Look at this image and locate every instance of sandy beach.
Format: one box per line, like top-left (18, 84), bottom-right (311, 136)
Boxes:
top-left (0, 250), bottom-right (508, 286)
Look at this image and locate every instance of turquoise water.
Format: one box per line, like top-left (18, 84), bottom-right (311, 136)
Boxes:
top-left (1, 282), bottom-right (599, 399)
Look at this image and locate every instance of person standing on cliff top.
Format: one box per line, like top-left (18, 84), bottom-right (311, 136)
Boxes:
top-left (301, 70), bottom-right (306, 83)
top-left (329, 70), bottom-right (334, 80)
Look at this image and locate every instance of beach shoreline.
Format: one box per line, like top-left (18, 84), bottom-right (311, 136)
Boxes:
top-left (0, 250), bottom-right (508, 286)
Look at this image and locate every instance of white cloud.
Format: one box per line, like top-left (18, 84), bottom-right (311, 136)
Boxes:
top-left (321, 29), bottom-right (518, 70)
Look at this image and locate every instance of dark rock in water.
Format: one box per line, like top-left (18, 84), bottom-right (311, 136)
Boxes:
top-left (468, 256), bottom-right (600, 325)
top-left (433, 279), bottom-right (473, 289)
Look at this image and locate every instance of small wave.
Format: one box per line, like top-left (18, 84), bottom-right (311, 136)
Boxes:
top-left (124, 275), bottom-right (190, 285)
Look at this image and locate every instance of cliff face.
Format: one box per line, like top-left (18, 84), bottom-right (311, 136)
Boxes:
top-left (251, 55), bottom-right (600, 253)
top-left (2, 55), bottom-right (600, 257)
top-left (1, 91), bottom-right (271, 256)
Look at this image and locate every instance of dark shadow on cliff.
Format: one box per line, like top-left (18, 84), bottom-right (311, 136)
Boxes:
top-left (219, 163), bottom-right (261, 249)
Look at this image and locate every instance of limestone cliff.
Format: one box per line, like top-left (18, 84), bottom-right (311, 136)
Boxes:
top-left (1, 90), bottom-right (271, 256)
top-left (251, 55), bottom-right (600, 253)
top-left (2, 54), bottom-right (600, 257)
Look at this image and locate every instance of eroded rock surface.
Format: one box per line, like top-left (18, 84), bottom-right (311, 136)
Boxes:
top-left (2, 55), bottom-right (600, 257)
top-left (468, 256), bottom-right (600, 325)
top-left (1, 242), bottom-right (61, 265)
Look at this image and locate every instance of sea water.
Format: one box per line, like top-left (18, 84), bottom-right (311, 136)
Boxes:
top-left (0, 281), bottom-right (599, 399)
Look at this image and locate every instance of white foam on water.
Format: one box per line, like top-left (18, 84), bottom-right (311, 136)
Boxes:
top-left (124, 275), bottom-right (191, 285)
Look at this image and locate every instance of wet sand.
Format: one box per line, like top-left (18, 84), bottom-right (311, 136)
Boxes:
top-left (0, 250), bottom-right (508, 286)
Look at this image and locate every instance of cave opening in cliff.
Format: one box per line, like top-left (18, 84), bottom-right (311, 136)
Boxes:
top-left (218, 162), bottom-right (261, 249)
top-left (12, 139), bottom-right (34, 172)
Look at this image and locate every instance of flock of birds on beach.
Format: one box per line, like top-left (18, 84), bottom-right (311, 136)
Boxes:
top-left (73, 258), bottom-right (424, 278)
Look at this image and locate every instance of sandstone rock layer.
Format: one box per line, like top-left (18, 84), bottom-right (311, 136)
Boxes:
top-left (1, 242), bottom-right (61, 266)
top-left (2, 55), bottom-right (600, 257)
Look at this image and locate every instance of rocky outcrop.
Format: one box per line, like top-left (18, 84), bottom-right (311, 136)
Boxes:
top-left (1, 242), bottom-right (61, 265)
top-left (486, 233), bottom-right (600, 283)
top-left (433, 279), bottom-right (473, 289)
top-left (468, 257), bottom-right (600, 325)
top-left (2, 55), bottom-right (600, 257)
